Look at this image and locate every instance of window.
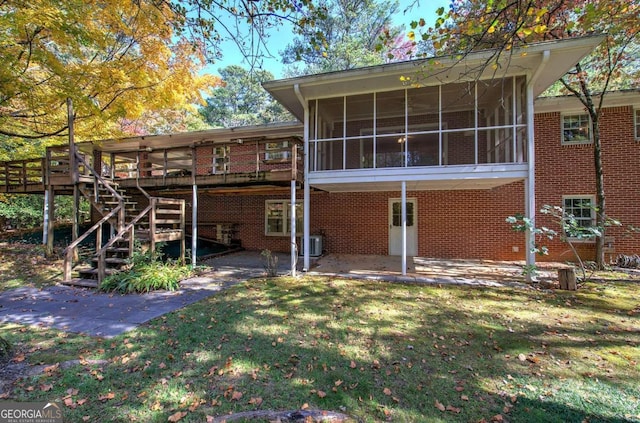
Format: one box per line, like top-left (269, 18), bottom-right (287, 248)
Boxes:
top-left (562, 114), bottom-right (591, 144)
top-left (265, 200), bottom-right (302, 236)
top-left (563, 196), bottom-right (595, 239)
top-left (212, 146), bottom-right (228, 174)
top-left (635, 109), bottom-right (640, 140)
top-left (265, 141), bottom-right (290, 160)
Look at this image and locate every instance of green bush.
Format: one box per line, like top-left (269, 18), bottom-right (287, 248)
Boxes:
top-left (100, 245), bottom-right (192, 293)
top-left (0, 336), bottom-right (11, 359)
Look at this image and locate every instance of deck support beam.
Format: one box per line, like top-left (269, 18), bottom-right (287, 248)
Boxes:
top-left (45, 186), bottom-right (55, 257)
top-left (192, 184), bottom-right (198, 267)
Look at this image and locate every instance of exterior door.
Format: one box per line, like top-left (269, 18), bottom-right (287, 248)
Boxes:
top-left (388, 198), bottom-right (417, 256)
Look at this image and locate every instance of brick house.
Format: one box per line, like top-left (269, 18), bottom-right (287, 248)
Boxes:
top-left (2, 35), bottom-right (638, 284)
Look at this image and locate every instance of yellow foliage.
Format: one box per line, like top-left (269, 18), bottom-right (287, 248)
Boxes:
top-left (0, 0), bottom-right (221, 141)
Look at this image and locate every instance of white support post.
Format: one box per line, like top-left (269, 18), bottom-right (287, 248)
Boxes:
top-left (525, 80), bottom-right (537, 281)
top-left (294, 84), bottom-right (311, 272)
top-left (401, 181), bottom-right (407, 276)
top-left (290, 180), bottom-right (297, 277)
top-left (192, 184), bottom-right (198, 267)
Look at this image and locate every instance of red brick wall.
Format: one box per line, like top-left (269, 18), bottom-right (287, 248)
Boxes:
top-left (185, 185), bottom-right (525, 261)
top-left (175, 104), bottom-right (639, 264)
top-left (534, 105), bottom-right (640, 262)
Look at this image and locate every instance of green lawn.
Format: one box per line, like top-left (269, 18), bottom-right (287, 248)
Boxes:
top-left (2, 271), bottom-right (639, 422)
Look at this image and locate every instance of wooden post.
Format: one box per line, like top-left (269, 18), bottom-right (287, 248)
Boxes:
top-left (46, 186), bottom-right (55, 257)
top-left (67, 98), bottom-right (77, 184)
top-left (558, 268), bottom-right (577, 290)
top-left (72, 185), bottom-right (80, 261)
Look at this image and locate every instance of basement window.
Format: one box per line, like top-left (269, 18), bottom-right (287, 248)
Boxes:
top-left (563, 196), bottom-right (596, 240)
top-left (265, 200), bottom-right (302, 236)
top-left (635, 108), bottom-right (640, 140)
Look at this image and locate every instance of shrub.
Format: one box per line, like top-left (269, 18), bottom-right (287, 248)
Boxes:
top-left (0, 336), bottom-right (11, 359)
top-left (100, 245), bottom-right (192, 293)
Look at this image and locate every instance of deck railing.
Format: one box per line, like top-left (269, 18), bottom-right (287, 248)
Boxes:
top-left (107, 138), bottom-right (303, 183)
top-left (0, 158), bottom-right (45, 191)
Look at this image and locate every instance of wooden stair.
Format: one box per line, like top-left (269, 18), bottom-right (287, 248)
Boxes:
top-left (62, 153), bottom-right (186, 288)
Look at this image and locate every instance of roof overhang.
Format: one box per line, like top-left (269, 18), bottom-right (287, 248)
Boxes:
top-left (264, 35), bottom-right (605, 121)
top-left (89, 122), bottom-right (303, 153)
top-left (534, 88), bottom-right (640, 113)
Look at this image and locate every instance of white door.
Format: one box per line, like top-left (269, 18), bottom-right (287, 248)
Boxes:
top-left (388, 198), bottom-right (417, 256)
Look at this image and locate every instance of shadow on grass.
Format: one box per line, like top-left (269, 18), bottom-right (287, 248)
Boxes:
top-left (3, 277), bottom-right (639, 422)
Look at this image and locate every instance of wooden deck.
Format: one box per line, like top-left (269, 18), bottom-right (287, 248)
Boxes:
top-left (0, 137), bottom-right (303, 194)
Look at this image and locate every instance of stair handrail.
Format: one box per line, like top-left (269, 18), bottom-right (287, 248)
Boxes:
top-left (62, 206), bottom-right (122, 281)
top-left (63, 151), bottom-right (127, 282)
top-left (94, 203), bottom-right (154, 283)
top-left (76, 152), bottom-right (124, 205)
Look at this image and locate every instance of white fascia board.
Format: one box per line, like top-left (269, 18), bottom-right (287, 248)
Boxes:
top-left (307, 164), bottom-right (529, 185)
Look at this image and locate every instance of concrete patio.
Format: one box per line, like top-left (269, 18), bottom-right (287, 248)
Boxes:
top-left (205, 250), bottom-right (566, 287)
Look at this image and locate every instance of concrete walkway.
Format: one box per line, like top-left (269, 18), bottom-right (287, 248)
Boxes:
top-left (0, 252), bottom-right (285, 338)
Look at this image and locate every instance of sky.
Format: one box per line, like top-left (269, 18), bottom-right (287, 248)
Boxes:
top-left (208, 0), bottom-right (451, 79)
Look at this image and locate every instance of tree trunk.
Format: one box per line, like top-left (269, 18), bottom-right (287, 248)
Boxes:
top-left (592, 117), bottom-right (606, 269)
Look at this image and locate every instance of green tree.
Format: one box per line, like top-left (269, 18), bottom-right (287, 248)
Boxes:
top-left (281, 0), bottom-right (402, 74)
top-left (410, 0), bottom-right (639, 269)
top-left (199, 65), bottom-right (292, 128)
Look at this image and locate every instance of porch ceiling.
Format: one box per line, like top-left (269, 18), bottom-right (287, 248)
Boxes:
top-left (264, 36), bottom-right (605, 121)
top-left (310, 177), bottom-right (523, 193)
top-left (308, 164), bottom-right (528, 192)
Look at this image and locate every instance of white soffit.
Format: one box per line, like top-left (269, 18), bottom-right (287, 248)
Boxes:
top-left (310, 178), bottom-right (524, 193)
top-left (264, 35), bottom-right (605, 121)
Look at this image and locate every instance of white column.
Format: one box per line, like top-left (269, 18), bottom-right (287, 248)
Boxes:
top-left (290, 180), bottom-right (297, 277)
top-left (401, 181), bottom-right (407, 276)
top-left (525, 83), bottom-right (536, 280)
top-left (192, 184), bottom-right (198, 267)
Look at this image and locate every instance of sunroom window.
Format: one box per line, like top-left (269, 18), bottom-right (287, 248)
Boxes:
top-left (308, 76), bottom-right (528, 171)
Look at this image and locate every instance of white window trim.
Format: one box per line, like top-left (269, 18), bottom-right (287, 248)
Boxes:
top-left (634, 108), bottom-right (640, 141)
top-left (561, 113), bottom-right (592, 145)
top-left (265, 200), bottom-right (302, 236)
top-left (265, 141), bottom-right (291, 161)
top-left (562, 195), bottom-right (596, 242)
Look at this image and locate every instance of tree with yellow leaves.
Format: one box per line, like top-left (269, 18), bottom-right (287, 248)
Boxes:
top-left (0, 0), bottom-right (220, 141)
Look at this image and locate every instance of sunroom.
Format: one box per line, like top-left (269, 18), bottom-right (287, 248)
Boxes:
top-left (264, 36), bottom-right (604, 275)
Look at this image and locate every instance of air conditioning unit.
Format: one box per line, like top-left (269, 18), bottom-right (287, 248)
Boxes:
top-left (299, 235), bottom-right (323, 257)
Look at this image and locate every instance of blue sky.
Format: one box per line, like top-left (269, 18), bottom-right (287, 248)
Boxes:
top-left (208, 0), bottom-right (451, 78)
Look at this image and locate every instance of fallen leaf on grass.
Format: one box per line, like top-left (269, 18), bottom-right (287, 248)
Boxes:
top-left (317, 390), bottom-right (327, 398)
top-left (98, 392), bottom-right (115, 401)
top-left (435, 400), bottom-right (446, 411)
top-left (249, 397), bottom-right (263, 406)
top-left (231, 391), bottom-right (243, 401)
top-left (168, 411), bottom-right (187, 422)
top-left (446, 405), bottom-right (461, 413)
top-left (40, 384), bottom-right (53, 392)
top-left (383, 388), bottom-right (392, 396)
